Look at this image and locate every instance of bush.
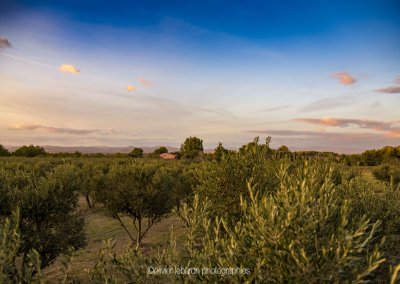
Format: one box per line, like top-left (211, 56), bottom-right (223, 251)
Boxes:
top-left (0, 164), bottom-right (86, 268)
top-left (373, 164), bottom-right (400, 189)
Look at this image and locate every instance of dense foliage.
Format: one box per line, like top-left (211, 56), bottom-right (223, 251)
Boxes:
top-left (94, 161), bottom-right (178, 247)
top-left (0, 145), bottom-right (10, 157)
top-left (129, 147), bottom-right (144, 158)
top-left (12, 145), bottom-right (46, 157)
top-left (180, 136), bottom-right (204, 159)
top-left (0, 138), bottom-right (399, 283)
top-left (0, 163), bottom-right (86, 269)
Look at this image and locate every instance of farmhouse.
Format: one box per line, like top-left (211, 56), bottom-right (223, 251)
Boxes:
top-left (159, 153), bottom-right (177, 160)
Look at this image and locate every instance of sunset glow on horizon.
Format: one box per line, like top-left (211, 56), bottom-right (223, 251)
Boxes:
top-left (1, 0), bottom-right (399, 153)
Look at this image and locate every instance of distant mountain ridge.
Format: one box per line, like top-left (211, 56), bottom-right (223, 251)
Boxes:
top-left (5, 145), bottom-right (180, 154)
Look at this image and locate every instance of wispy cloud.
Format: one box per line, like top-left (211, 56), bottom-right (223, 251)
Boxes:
top-left (0, 37), bottom-right (12, 48)
top-left (376, 86), bottom-right (400, 94)
top-left (8, 123), bottom-right (117, 135)
top-left (0, 52), bottom-right (57, 70)
top-left (247, 129), bottom-right (381, 139)
top-left (295, 117), bottom-right (400, 138)
top-left (138, 77), bottom-right (152, 87)
top-left (375, 75), bottom-right (400, 94)
top-left (59, 64), bottom-right (80, 74)
top-left (332, 72), bottom-right (357, 85)
top-left (301, 96), bottom-right (354, 112)
top-left (260, 105), bottom-right (291, 112)
top-left (127, 85), bottom-right (137, 91)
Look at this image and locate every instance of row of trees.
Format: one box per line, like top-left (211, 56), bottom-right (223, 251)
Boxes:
top-left (0, 145), bottom-right (46, 157)
top-left (2, 141), bottom-right (399, 164)
top-left (0, 157), bottom-right (195, 275)
top-left (340, 145), bottom-right (400, 166)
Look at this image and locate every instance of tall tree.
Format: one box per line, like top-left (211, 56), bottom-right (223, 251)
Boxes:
top-left (214, 142), bottom-right (228, 161)
top-left (180, 137), bottom-right (204, 159)
top-left (13, 145), bottom-right (46, 157)
top-left (0, 145), bottom-right (10, 157)
top-left (129, 147), bottom-right (143, 158)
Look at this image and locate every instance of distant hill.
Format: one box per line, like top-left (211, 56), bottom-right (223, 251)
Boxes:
top-left (5, 145), bottom-right (180, 154)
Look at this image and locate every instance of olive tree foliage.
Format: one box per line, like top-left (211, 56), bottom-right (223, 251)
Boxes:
top-left (213, 142), bottom-right (228, 161)
top-left (87, 161), bottom-right (394, 284)
top-left (372, 163), bottom-right (400, 190)
top-left (174, 163), bottom-right (386, 283)
top-left (339, 174), bottom-right (400, 238)
top-left (0, 164), bottom-right (86, 269)
top-left (77, 162), bottom-right (106, 209)
top-left (194, 136), bottom-right (278, 220)
top-left (95, 161), bottom-right (177, 247)
top-left (0, 209), bottom-right (45, 283)
top-left (180, 136), bottom-right (203, 159)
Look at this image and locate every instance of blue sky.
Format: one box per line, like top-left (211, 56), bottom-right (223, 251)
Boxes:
top-left (0, 0), bottom-right (399, 152)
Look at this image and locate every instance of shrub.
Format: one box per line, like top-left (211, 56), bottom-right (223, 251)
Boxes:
top-left (373, 164), bottom-right (400, 190)
top-left (95, 161), bottom-right (176, 247)
top-left (0, 164), bottom-right (86, 268)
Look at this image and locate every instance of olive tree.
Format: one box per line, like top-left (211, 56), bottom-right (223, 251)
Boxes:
top-left (0, 164), bottom-right (86, 268)
top-left (96, 161), bottom-right (175, 247)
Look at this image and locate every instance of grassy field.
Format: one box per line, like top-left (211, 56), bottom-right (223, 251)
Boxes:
top-left (43, 197), bottom-right (187, 283)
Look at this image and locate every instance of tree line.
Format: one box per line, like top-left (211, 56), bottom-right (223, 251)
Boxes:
top-left (1, 139), bottom-right (399, 166)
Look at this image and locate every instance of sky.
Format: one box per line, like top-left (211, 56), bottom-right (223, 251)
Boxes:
top-left (0, 0), bottom-right (399, 153)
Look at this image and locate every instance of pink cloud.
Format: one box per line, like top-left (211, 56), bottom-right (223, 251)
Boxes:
top-left (376, 86), bottom-right (400, 94)
top-left (138, 77), bottom-right (152, 87)
top-left (8, 123), bottom-right (115, 135)
top-left (295, 117), bottom-right (400, 138)
top-left (332, 72), bottom-right (357, 85)
top-left (0, 37), bottom-right (12, 48)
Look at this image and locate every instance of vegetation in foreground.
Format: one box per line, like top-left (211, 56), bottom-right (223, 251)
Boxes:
top-left (1, 137), bottom-right (400, 283)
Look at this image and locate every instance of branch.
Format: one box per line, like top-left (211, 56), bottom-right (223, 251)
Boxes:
top-left (114, 214), bottom-right (135, 243)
